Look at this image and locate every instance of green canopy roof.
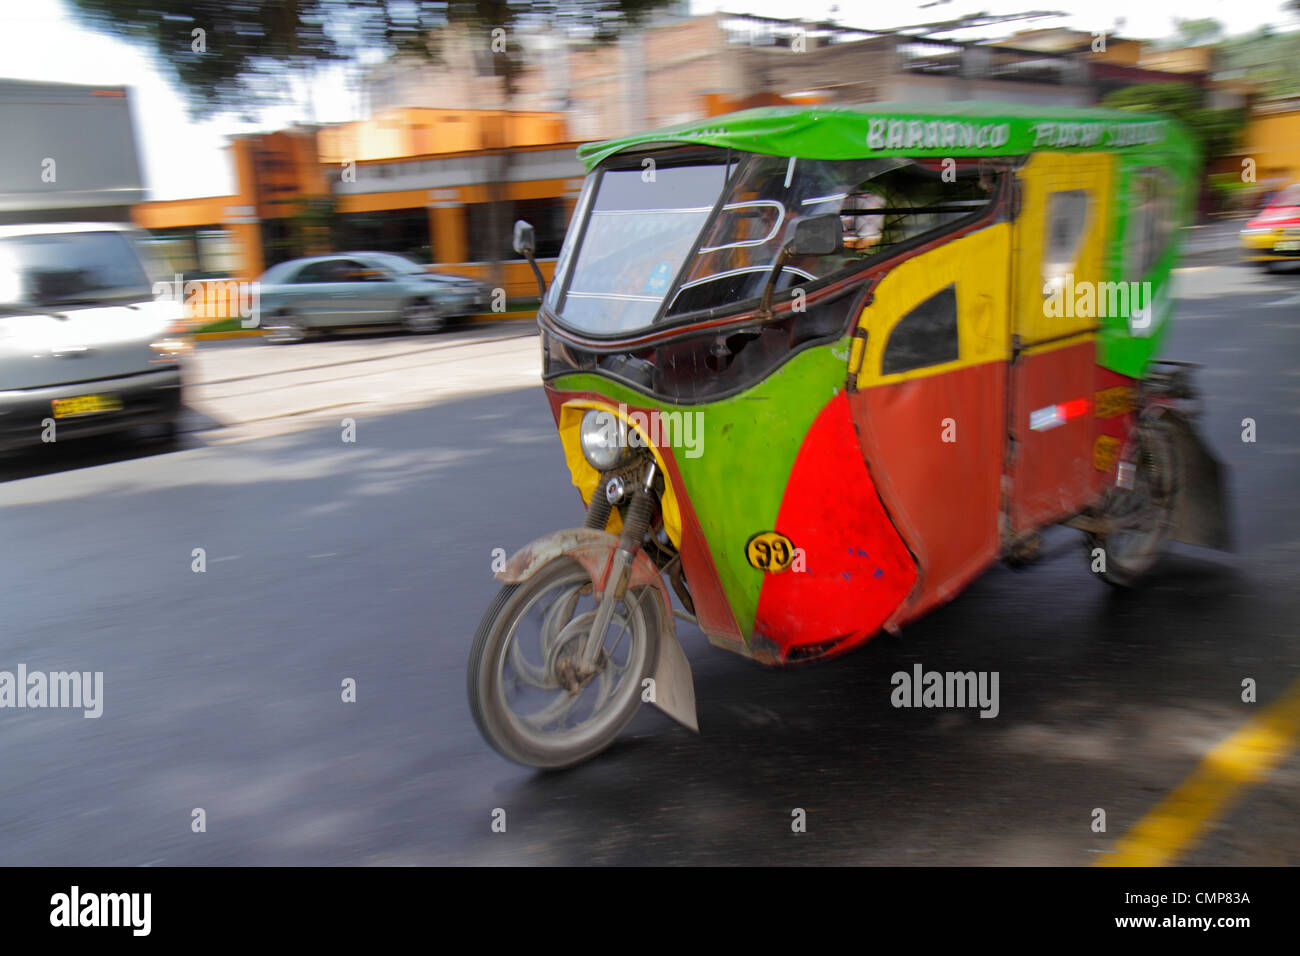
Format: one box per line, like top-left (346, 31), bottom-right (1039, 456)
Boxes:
top-left (577, 101), bottom-right (1197, 170)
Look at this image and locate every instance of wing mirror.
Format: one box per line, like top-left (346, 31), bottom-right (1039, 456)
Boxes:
top-left (757, 213), bottom-right (842, 318)
top-left (513, 219), bottom-right (546, 299)
top-left (512, 220), bottom-right (536, 257)
top-left (788, 213), bottom-right (843, 257)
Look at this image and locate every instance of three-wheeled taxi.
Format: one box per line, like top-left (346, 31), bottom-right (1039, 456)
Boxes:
top-left (468, 102), bottom-right (1231, 768)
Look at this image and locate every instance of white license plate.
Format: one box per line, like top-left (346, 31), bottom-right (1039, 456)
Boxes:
top-left (1274, 240), bottom-right (1300, 252)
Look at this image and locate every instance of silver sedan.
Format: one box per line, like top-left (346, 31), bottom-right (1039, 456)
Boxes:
top-left (255, 252), bottom-right (490, 344)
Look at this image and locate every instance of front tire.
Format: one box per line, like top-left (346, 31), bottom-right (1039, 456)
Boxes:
top-left (401, 299), bottom-right (445, 334)
top-left (468, 557), bottom-right (661, 769)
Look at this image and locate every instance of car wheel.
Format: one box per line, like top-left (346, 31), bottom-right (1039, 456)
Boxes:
top-left (263, 312), bottom-right (307, 344)
top-left (401, 300), bottom-right (445, 334)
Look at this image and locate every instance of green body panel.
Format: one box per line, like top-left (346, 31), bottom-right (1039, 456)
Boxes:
top-left (554, 340), bottom-right (851, 637)
top-left (1097, 149), bottom-right (1198, 379)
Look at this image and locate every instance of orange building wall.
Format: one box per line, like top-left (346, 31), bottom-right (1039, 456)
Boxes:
top-left (1243, 110), bottom-right (1300, 184)
top-left (316, 109), bottom-right (569, 164)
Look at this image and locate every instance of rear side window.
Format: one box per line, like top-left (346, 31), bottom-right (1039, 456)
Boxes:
top-left (882, 285), bottom-right (959, 375)
top-left (1124, 168), bottom-right (1178, 279)
top-left (1042, 189), bottom-right (1090, 291)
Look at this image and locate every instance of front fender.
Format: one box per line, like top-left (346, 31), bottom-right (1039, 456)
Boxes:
top-left (497, 529), bottom-right (698, 733)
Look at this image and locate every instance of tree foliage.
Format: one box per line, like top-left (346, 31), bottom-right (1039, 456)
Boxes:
top-left (65, 0), bottom-right (673, 118)
top-left (1101, 82), bottom-right (1245, 165)
top-left (1215, 27), bottom-right (1300, 99)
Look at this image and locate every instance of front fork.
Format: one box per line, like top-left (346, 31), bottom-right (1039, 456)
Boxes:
top-left (576, 460), bottom-right (659, 676)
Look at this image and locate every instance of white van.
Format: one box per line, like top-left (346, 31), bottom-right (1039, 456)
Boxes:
top-left (0, 222), bottom-right (187, 451)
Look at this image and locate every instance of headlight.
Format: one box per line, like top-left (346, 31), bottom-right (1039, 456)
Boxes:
top-left (149, 322), bottom-right (192, 362)
top-left (579, 409), bottom-right (630, 470)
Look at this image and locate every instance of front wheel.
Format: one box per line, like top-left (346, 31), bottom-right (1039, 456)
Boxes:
top-left (468, 557), bottom-right (661, 769)
top-left (401, 299), bottom-right (445, 334)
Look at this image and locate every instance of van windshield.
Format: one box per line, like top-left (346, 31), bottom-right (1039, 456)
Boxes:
top-left (549, 149), bottom-right (995, 335)
top-left (0, 231), bottom-right (152, 308)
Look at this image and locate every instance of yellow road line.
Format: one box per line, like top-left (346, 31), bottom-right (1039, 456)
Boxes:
top-left (1099, 673), bottom-right (1300, 867)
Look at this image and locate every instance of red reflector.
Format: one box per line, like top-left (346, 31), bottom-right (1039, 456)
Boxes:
top-left (1059, 397), bottom-right (1090, 421)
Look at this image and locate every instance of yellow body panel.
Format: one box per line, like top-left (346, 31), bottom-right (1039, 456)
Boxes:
top-left (558, 400), bottom-right (684, 548)
top-left (1013, 151), bottom-right (1112, 347)
top-left (853, 222), bottom-right (1012, 389)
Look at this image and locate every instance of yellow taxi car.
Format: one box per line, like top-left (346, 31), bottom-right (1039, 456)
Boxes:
top-left (1241, 182), bottom-right (1300, 271)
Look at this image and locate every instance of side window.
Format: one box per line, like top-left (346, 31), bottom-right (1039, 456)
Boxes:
top-left (294, 260), bottom-right (338, 283)
top-left (1124, 168), bottom-right (1176, 279)
top-left (882, 285), bottom-right (959, 375)
top-left (336, 259), bottom-right (383, 282)
top-left (1042, 189), bottom-right (1090, 293)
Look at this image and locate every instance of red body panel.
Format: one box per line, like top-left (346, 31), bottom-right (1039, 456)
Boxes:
top-left (1008, 341), bottom-right (1097, 533)
top-left (753, 391), bottom-right (917, 659)
top-left (849, 361), bottom-right (1007, 625)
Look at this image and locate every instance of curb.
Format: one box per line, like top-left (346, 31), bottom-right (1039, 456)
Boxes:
top-left (192, 311), bottom-right (536, 341)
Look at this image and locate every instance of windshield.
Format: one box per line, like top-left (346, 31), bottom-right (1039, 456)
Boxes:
top-left (0, 231), bottom-right (152, 308)
top-left (552, 156), bottom-right (734, 333)
top-left (549, 149), bottom-right (995, 335)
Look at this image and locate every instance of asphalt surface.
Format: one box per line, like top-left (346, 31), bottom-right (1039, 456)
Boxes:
top-left (0, 250), bottom-right (1296, 865)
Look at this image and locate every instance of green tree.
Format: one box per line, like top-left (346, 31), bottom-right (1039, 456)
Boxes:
top-left (1174, 18), bottom-right (1223, 46)
top-left (66, 1), bottom-right (672, 118)
top-left (1101, 82), bottom-right (1245, 164)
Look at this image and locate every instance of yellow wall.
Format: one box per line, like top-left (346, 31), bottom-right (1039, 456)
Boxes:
top-left (1243, 110), bottom-right (1300, 184)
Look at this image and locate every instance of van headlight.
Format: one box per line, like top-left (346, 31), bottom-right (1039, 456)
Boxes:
top-left (149, 321), bottom-right (192, 362)
top-left (579, 409), bottom-right (630, 470)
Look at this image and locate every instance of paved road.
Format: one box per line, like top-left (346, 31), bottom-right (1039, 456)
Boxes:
top-left (0, 257), bottom-right (1296, 865)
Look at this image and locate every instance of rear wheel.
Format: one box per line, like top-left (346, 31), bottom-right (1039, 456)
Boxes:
top-left (1085, 423), bottom-right (1176, 587)
top-left (263, 311), bottom-right (307, 344)
top-left (468, 557), bottom-right (660, 769)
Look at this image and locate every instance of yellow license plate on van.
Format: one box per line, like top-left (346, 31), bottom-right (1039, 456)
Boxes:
top-left (51, 394), bottom-right (123, 418)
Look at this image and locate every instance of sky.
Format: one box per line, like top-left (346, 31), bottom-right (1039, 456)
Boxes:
top-left (1, 0), bottom-right (1296, 202)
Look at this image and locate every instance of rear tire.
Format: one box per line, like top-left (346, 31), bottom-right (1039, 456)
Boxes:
top-left (1085, 422), bottom-right (1176, 587)
top-left (263, 311), bottom-right (307, 344)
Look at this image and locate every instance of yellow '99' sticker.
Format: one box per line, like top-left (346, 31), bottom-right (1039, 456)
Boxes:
top-left (746, 532), bottom-right (796, 573)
